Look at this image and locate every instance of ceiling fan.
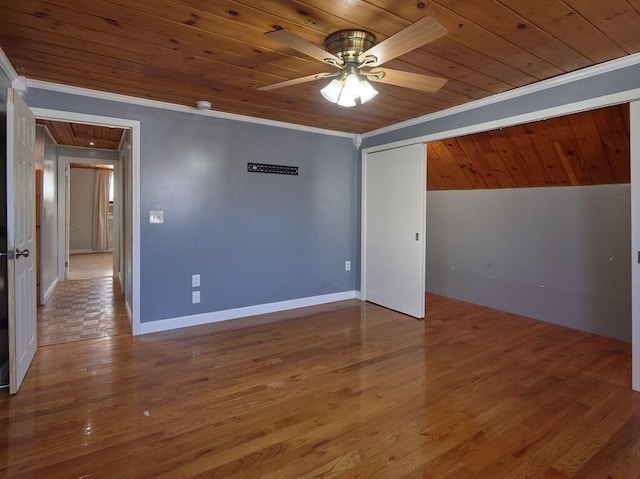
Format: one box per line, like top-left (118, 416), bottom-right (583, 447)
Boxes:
top-left (257, 16), bottom-right (448, 107)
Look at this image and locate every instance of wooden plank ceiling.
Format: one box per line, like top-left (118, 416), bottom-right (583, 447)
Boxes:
top-left (427, 104), bottom-right (630, 190)
top-left (37, 119), bottom-right (124, 149)
top-left (2, 1), bottom-right (640, 133)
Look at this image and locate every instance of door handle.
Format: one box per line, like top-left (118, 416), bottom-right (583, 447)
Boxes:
top-left (15, 248), bottom-right (29, 259)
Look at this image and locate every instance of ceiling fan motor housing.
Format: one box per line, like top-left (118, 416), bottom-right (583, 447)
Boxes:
top-left (324, 30), bottom-right (377, 63)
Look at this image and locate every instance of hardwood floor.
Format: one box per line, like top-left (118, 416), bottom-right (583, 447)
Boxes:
top-left (37, 276), bottom-right (130, 346)
top-left (2, 294), bottom-right (639, 478)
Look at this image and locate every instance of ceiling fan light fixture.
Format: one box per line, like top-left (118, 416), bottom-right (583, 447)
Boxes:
top-left (321, 71), bottom-right (378, 107)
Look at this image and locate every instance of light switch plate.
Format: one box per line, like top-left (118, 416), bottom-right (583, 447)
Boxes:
top-left (192, 274), bottom-right (200, 288)
top-left (149, 211), bottom-right (164, 224)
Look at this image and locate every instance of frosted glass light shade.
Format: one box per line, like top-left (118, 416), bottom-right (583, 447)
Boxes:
top-left (320, 72), bottom-right (379, 107)
top-left (358, 79), bottom-right (378, 103)
top-left (320, 79), bottom-right (343, 103)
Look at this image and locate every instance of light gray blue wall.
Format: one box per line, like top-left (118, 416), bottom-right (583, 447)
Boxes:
top-left (363, 62), bottom-right (640, 149)
top-left (24, 89), bottom-right (359, 323)
top-left (37, 126), bottom-right (58, 303)
top-left (426, 186), bottom-right (631, 341)
top-left (69, 168), bottom-right (95, 252)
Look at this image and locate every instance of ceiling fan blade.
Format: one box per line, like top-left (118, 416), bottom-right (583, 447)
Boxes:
top-left (257, 73), bottom-right (331, 91)
top-left (359, 16), bottom-right (446, 66)
top-left (368, 68), bottom-right (447, 93)
top-left (265, 29), bottom-right (342, 64)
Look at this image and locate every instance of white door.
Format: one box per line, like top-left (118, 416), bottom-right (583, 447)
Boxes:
top-left (7, 88), bottom-right (37, 394)
top-left (362, 143), bottom-right (426, 318)
top-left (631, 100), bottom-right (640, 392)
top-left (64, 162), bottom-right (70, 280)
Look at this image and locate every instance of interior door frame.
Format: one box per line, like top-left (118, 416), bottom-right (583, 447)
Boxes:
top-left (361, 90), bottom-right (640, 392)
top-left (57, 156), bottom-right (121, 282)
top-left (32, 108), bottom-right (141, 335)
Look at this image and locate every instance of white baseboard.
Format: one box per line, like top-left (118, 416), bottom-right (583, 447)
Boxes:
top-left (41, 277), bottom-right (59, 305)
top-left (136, 290), bottom-right (359, 335)
top-left (70, 249), bottom-right (113, 254)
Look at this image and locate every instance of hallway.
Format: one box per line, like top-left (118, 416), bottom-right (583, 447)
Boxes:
top-left (68, 252), bottom-right (113, 280)
top-left (37, 276), bottom-right (130, 346)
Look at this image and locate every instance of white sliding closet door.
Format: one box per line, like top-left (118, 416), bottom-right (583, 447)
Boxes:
top-left (362, 143), bottom-right (426, 318)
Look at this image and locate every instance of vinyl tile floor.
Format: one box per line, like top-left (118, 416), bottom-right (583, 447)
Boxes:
top-left (37, 276), bottom-right (131, 346)
top-left (68, 252), bottom-right (113, 280)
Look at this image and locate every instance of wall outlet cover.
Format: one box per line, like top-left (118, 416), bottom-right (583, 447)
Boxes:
top-left (149, 211), bottom-right (164, 224)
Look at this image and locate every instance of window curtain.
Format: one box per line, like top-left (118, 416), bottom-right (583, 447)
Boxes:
top-left (92, 170), bottom-right (111, 251)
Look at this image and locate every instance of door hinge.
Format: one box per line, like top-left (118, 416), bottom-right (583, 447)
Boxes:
top-left (415, 233), bottom-right (419, 241)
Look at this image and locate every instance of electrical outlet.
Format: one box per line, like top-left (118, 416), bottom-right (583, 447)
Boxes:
top-left (192, 274), bottom-right (200, 288)
top-left (345, 260), bottom-right (351, 271)
top-left (192, 291), bottom-right (200, 304)
top-left (149, 210), bottom-right (164, 224)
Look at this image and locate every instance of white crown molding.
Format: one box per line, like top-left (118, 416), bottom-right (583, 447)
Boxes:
top-left (361, 52), bottom-right (640, 139)
top-left (26, 78), bottom-right (355, 139)
top-left (0, 47), bottom-right (18, 82)
top-left (11, 76), bottom-right (27, 95)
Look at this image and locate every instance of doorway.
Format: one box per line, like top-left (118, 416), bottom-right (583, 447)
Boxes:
top-left (58, 157), bottom-right (121, 283)
top-left (32, 108), bottom-right (140, 339)
top-left (68, 163), bottom-right (115, 281)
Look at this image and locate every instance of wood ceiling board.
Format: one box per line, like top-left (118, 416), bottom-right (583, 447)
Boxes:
top-left (426, 105), bottom-right (630, 191)
top-left (485, 129), bottom-right (533, 188)
top-left (4, 5), bottom-right (322, 87)
top-left (37, 119), bottom-right (124, 149)
top-left (4, 4), bottom-right (319, 83)
top-left (569, 113), bottom-right (617, 184)
top-left (443, 138), bottom-right (490, 189)
top-left (591, 107), bottom-right (631, 182)
top-left (456, 136), bottom-right (502, 189)
top-left (419, 2), bottom-right (565, 79)
top-left (498, 0), bottom-right (628, 63)
top-left (547, 116), bottom-right (594, 186)
top-left (562, 0), bottom-right (640, 53)
top-left (434, 0), bottom-right (592, 71)
top-left (423, 38), bottom-right (539, 88)
top-left (504, 125), bottom-right (553, 186)
top-left (517, 122), bottom-right (572, 187)
top-left (2, 2), bottom-right (639, 133)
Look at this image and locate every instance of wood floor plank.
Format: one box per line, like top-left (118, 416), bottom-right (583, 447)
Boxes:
top-left (1, 293), bottom-right (639, 477)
